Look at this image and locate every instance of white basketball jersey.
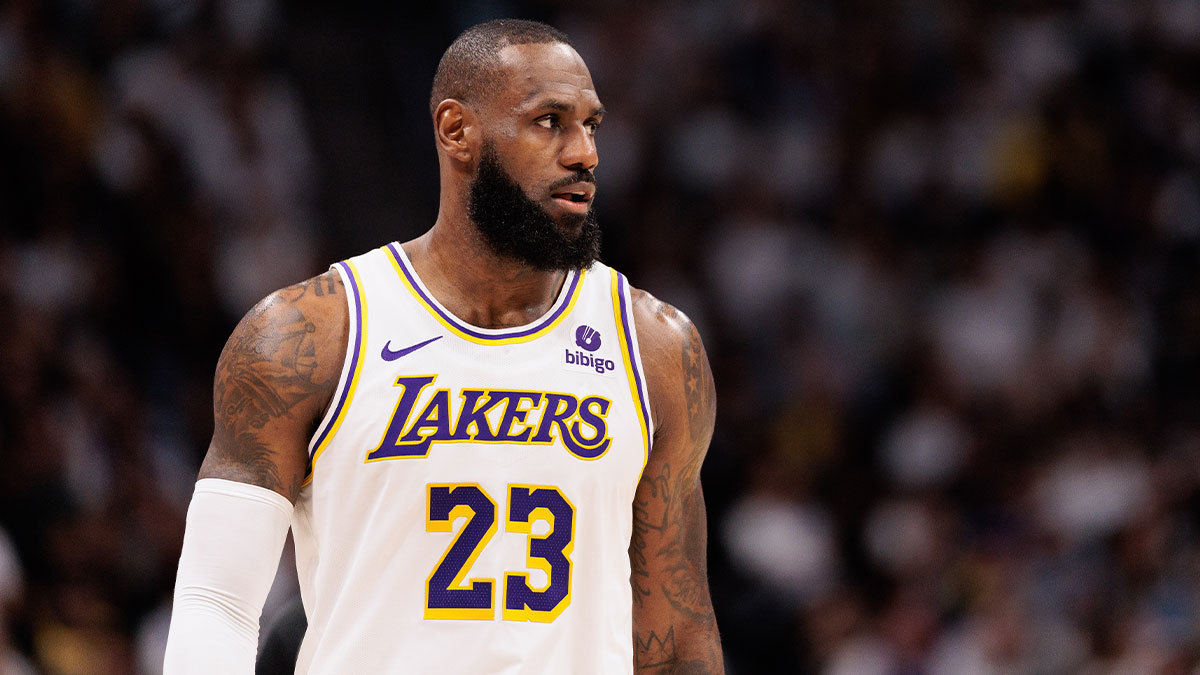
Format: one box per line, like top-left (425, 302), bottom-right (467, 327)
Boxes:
top-left (290, 243), bottom-right (653, 674)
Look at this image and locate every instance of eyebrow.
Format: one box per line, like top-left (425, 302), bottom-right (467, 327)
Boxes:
top-left (524, 95), bottom-right (606, 118)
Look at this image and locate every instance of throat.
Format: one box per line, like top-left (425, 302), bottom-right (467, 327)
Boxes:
top-left (403, 232), bottom-right (574, 331)
top-left (447, 274), bottom-right (570, 329)
top-left (478, 317), bottom-right (536, 330)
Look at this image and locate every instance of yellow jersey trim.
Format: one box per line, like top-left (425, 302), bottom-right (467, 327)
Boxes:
top-left (303, 259), bottom-right (368, 486)
top-left (385, 242), bottom-right (585, 346)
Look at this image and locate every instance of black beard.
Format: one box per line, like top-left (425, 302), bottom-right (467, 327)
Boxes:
top-left (467, 143), bottom-right (601, 271)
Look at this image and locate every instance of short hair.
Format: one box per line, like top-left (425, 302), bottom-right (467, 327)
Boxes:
top-left (429, 19), bottom-right (575, 117)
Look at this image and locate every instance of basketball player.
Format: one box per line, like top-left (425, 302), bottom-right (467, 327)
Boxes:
top-left (164, 19), bottom-right (723, 674)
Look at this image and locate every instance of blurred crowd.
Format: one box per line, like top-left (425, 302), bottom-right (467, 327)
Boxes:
top-left (1, 0), bottom-right (1199, 673)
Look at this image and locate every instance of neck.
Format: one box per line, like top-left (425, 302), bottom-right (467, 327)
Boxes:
top-left (402, 217), bottom-right (570, 330)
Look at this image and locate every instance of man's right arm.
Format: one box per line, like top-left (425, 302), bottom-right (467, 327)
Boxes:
top-left (163, 270), bottom-right (347, 674)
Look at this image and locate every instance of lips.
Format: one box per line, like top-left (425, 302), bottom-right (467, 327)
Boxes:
top-left (550, 182), bottom-right (595, 205)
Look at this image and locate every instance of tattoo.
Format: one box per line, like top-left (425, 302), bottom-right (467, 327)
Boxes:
top-left (631, 465), bottom-right (672, 608)
top-left (635, 627), bottom-right (679, 669)
top-left (634, 626), bottom-right (712, 674)
top-left (632, 292), bottom-right (716, 454)
top-left (660, 485), bottom-right (712, 623)
top-left (631, 460), bottom-right (721, 671)
top-left (629, 289), bottom-right (723, 672)
top-left (280, 272), bottom-right (340, 301)
top-left (200, 272), bottom-right (343, 499)
top-left (317, 274), bottom-right (338, 296)
top-left (681, 325), bottom-right (714, 446)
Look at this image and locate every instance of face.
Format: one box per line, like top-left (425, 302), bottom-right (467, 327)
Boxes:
top-left (467, 42), bottom-right (605, 270)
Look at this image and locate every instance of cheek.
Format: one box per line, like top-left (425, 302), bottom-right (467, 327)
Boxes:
top-left (509, 160), bottom-right (555, 198)
top-left (487, 133), bottom-right (556, 196)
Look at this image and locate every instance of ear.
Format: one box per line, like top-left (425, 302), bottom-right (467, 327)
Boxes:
top-left (434, 99), bottom-right (478, 163)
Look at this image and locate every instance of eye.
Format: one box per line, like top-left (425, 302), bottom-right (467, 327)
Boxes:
top-left (586, 121), bottom-right (601, 136)
top-left (536, 114), bottom-right (559, 130)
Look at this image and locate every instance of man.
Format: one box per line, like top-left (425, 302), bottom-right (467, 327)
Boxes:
top-left (164, 19), bottom-right (723, 674)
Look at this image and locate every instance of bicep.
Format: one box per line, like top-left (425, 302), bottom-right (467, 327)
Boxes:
top-left (199, 271), bottom-right (347, 502)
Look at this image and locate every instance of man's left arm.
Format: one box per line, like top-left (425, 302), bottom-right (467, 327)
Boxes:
top-left (629, 289), bottom-right (724, 674)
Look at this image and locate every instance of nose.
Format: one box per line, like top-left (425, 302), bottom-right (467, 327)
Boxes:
top-left (560, 124), bottom-right (598, 172)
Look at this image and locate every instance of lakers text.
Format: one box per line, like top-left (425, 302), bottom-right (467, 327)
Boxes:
top-left (368, 375), bottom-right (613, 461)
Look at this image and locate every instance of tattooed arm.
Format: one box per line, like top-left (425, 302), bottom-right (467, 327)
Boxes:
top-left (164, 271), bottom-right (347, 673)
top-left (629, 289), bottom-right (723, 674)
top-left (199, 270), bottom-right (348, 500)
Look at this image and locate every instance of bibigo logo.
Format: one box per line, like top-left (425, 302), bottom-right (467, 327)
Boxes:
top-left (575, 324), bottom-right (602, 351)
top-left (567, 325), bottom-right (614, 374)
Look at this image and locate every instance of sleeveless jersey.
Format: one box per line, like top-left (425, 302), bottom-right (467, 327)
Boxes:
top-left (290, 243), bottom-right (653, 674)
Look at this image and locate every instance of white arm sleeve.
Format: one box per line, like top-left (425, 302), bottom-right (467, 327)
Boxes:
top-left (163, 478), bottom-right (294, 674)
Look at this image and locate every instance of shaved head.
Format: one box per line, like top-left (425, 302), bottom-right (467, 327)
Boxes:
top-left (430, 19), bottom-right (575, 116)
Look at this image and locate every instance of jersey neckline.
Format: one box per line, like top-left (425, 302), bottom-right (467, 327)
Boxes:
top-left (384, 242), bottom-right (586, 345)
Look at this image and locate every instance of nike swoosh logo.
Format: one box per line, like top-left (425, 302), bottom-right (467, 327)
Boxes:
top-left (381, 336), bottom-right (443, 361)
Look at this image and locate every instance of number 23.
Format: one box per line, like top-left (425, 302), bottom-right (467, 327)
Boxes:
top-left (425, 484), bottom-right (575, 622)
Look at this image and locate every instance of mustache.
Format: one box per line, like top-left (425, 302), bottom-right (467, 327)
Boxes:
top-left (548, 170), bottom-right (596, 192)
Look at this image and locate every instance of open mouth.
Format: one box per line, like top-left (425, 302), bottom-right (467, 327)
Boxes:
top-left (551, 192), bottom-right (592, 215)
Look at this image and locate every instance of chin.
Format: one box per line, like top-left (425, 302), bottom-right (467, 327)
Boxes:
top-left (555, 212), bottom-right (590, 232)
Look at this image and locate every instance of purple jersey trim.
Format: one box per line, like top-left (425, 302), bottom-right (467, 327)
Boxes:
top-left (616, 272), bottom-right (653, 457)
top-left (309, 260), bottom-right (364, 461)
top-left (385, 242), bottom-right (580, 341)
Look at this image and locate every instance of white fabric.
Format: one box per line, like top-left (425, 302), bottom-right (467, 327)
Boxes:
top-left (291, 244), bottom-right (653, 674)
top-left (163, 478), bottom-right (294, 674)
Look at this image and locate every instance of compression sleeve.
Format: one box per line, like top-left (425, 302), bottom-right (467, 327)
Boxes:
top-left (163, 478), bottom-right (294, 674)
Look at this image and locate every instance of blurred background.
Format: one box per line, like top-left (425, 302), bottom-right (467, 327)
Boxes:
top-left (2, 0), bottom-right (1199, 673)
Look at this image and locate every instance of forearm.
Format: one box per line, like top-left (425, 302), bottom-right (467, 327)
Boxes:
top-left (164, 479), bottom-right (293, 674)
top-left (633, 492), bottom-right (723, 673)
top-left (634, 598), bottom-right (723, 673)
top-left (635, 629), bottom-right (722, 674)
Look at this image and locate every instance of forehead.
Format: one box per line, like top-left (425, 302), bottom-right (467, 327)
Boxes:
top-left (492, 42), bottom-right (601, 112)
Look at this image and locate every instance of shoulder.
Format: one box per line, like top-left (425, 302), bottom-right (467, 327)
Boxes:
top-left (215, 268), bottom-right (350, 433)
top-left (201, 269), bottom-right (350, 498)
top-left (629, 286), bottom-right (698, 370)
top-left (225, 269), bottom-right (349, 381)
top-left (263, 269), bottom-right (348, 335)
top-left (629, 286), bottom-right (715, 444)
top-left (261, 268), bottom-right (347, 321)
